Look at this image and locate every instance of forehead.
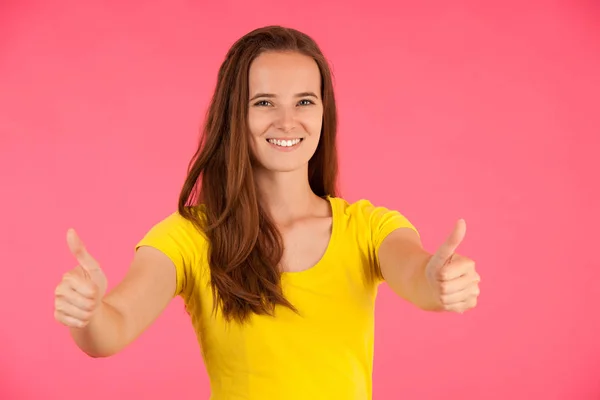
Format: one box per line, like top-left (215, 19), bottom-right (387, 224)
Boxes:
top-left (248, 51), bottom-right (321, 94)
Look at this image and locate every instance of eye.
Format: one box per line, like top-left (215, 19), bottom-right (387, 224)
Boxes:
top-left (298, 99), bottom-right (315, 106)
top-left (253, 100), bottom-right (272, 107)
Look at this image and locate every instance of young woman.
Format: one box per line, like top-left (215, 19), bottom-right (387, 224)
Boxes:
top-left (54, 25), bottom-right (480, 399)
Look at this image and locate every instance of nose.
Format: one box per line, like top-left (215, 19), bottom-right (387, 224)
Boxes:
top-left (274, 107), bottom-right (296, 133)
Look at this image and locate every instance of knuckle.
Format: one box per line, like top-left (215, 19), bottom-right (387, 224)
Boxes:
top-left (465, 299), bottom-right (477, 310)
top-left (75, 282), bottom-right (94, 298)
top-left (87, 285), bottom-right (98, 298)
top-left (440, 294), bottom-right (450, 305)
top-left (439, 283), bottom-right (449, 295)
top-left (435, 265), bottom-right (447, 277)
top-left (62, 272), bottom-right (75, 283)
top-left (84, 299), bottom-right (97, 312)
top-left (80, 310), bottom-right (93, 321)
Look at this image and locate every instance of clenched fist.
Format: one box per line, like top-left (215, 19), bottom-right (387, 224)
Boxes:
top-left (426, 219), bottom-right (480, 313)
top-left (54, 229), bottom-right (108, 328)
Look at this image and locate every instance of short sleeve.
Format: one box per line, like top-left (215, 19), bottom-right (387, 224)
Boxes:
top-left (135, 211), bottom-right (206, 298)
top-left (355, 200), bottom-right (419, 283)
top-left (369, 205), bottom-right (419, 255)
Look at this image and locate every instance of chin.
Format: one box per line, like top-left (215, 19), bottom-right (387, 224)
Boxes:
top-left (252, 145), bottom-right (316, 174)
top-left (258, 161), bottom-right (308, 174)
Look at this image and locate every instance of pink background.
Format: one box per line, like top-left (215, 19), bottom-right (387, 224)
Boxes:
top-left (1, 1), bottom-right (599, 399)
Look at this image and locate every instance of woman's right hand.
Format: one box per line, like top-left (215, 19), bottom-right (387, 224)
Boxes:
top-left (54, 229), bottom-right (108, 328)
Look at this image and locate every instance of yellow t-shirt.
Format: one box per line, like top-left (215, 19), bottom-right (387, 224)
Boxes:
top-left (136, 196), bottom-right (417, 400)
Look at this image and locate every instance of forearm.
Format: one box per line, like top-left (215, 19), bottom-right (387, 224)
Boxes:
top-left (69, 300), bottom-right (128, 358)
top-left (378, 229), bottom-right (444, 311)
top-left (404, 252), bottom-right (443, 311)
top-left (389, 250), bottom-right (442, 311)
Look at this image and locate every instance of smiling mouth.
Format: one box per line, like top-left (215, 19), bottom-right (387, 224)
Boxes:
top-left (266, 138), bottom-right (304, 148)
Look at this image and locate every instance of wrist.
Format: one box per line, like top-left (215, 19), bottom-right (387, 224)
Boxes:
top-left (419, 254), bottom-right (444, 312)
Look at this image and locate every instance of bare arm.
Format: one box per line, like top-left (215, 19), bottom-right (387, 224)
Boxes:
top-left (378, 220), bottom-right (481, 314)
top-left (378, 228), bottom-right (441, 311)
top-left (56, 232), bottom-right (177, 358)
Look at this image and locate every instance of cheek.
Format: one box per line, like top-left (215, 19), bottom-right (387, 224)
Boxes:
top-left (310, 118), bottom-right (323, 135)
top-left (301, 111), bottom-right (323, 136)
top-left (247, 111), bottom-right (270, 137)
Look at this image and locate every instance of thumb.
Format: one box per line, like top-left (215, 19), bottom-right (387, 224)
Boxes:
top-left (430, 219), bottom-right (467, 268)
top-left (66, 228), bottom-right (101, 274)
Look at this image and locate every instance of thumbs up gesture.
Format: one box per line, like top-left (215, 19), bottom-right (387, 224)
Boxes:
top-left (425, 219), bottom-right (480, 313)
top-left (54, 229), bottom-right (108, 328)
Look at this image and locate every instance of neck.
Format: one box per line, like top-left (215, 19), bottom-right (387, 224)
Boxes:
top-left (253, 166), bottom-right (320, 223)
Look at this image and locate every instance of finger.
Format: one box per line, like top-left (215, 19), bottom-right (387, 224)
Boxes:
top-left (54, 310), bottom-right (87, 328)
top-left (55, 286), bottom-right (97, 309)
top-left (441, 283), bottom-right (480, 304)
top-left (439, 259), bottom-right (477, 281)
top-left (430, 219), bottom-right (467, 268)
top-left (446, 297), bottom-right (478, 313)
top-left (66, 229), bottom-right (100, 274)
top-left (54, 299), bottom-right (94, 321)
top-left (439, 272), bottom-right (477, 294)
top-left (58, 273), bottom-right (98, 299)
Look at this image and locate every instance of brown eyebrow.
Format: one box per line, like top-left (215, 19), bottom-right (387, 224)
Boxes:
top-left (249, 92), bottom-right (319, 101)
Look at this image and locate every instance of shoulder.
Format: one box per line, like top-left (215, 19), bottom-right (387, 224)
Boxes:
top-left (135, 206), bottom-right (209, 297)
top-left (331, 196), bottom-right (418, 237)
top-left (136, 206), bottom-right (209, 253)
top-left (331, 196), bottom-right (397, 220)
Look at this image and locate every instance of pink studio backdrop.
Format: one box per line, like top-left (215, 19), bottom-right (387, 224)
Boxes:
top-left (1, 1), bottom-right (599, 399)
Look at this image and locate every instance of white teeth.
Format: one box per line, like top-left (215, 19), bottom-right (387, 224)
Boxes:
top-left (267, 138), bottom-right (302, 147)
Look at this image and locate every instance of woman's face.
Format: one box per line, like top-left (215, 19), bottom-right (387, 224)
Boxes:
top-left (247, 51), bottom-right (323, 173)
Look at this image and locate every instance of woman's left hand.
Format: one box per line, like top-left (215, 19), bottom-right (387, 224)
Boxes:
top-left (425, 219), bottom-right (481, 313)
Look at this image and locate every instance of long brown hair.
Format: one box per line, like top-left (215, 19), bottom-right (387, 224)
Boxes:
top-left (178, 25), bottom-right (338, 323)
